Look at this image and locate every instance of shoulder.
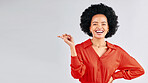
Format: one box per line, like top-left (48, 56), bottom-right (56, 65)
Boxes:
top-left (108, 42), bottom-right (132, 59)
top-left (75, 39), bottom-right (91, 49)
top-left (108, 42), bottom-right (127, 52)
top-left (75, 41), bottom-right (83, 48)
top-left (113, 44), bottom-right (129, 55)
top-left (106, 41), bottom-right (123, 51)
top-left (114, 44), bottom-right (124, 50)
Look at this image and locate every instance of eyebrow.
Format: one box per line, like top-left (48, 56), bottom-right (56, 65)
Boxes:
top-left (92, 21), bottom-right (107, 23)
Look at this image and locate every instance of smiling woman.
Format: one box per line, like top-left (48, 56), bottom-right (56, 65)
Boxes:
top-left (90, 14), bottom-right (109, 39)
top-left (57, 3), bottom-right (144, 83)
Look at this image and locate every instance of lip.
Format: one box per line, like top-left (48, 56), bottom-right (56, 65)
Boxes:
top-left (95, 32), bottom-right (103, 35)
top-left (95, 30), bottom-right (104, 35)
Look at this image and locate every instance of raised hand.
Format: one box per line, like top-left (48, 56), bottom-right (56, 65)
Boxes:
top-left (57, 33), bottom-right (75, 47)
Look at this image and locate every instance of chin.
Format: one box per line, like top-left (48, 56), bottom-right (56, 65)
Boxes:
top-left (92, 33), bottom-right (106, 39)
top-left (94, 36), bottom-right (105, 39)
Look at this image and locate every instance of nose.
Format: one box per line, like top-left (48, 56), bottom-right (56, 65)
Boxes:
top-left (96, 23), bottom-right (102, 29)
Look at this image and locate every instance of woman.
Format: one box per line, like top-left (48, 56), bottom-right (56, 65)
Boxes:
top-left (57, 3), bottom-right (145, 83)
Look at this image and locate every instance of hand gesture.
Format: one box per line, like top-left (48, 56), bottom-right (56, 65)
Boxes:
top-left (57, 34), bottom-right (75, 47)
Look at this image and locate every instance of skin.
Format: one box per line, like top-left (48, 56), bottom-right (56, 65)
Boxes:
top-left (89, 14), bottom-right (109, 58)
top-left (57, 14), bottom-right (113, 83)
top-left (89, 14), bottom-right (109, 40)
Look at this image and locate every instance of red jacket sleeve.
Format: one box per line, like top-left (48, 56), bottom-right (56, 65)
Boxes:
top-left (112, 46), bottom-right (145, 80)
top-left (70, 44), bottom-right (86, 79)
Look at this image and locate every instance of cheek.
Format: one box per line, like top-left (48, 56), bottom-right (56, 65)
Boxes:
top-left (91, 26), bottom-right (96, 30)
top-left (105, 26), bottom-right (109, 31)
top-left (89, 26), bottom-right (94, 31)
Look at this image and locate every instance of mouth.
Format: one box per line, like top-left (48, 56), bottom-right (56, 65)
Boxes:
top-left (95, 30), bottom-right (104, 34)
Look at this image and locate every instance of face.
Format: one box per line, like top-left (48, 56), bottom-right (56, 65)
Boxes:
top-left (89, 14), bottom-right (109, 39)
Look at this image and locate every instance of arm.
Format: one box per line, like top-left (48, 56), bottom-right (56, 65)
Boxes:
top-left (112, 47), bottom-right (145, 80)
top-left (57, 34), bottom-right (86, 79)
top-left (70, 45), bottom-right (86, 79)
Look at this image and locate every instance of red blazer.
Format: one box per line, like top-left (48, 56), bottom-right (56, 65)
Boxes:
top-left (70, 39), bottom-right (144, 83)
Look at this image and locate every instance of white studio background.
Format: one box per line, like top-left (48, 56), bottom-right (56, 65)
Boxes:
top-left (0, 0), bottom-right (147, 83)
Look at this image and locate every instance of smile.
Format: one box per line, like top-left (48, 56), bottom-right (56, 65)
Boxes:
top-left (95, 30), bottom-right (104, 34)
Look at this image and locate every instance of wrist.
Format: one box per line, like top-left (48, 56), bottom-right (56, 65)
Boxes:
top-left (70, 45), bottom-right (75, 49)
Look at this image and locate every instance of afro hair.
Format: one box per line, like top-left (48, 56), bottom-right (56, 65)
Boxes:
top-left (80, 3), bottom-right (119, 38)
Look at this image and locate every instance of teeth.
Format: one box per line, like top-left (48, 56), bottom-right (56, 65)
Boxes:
top-left (96, 31), bottom-right (103, 33)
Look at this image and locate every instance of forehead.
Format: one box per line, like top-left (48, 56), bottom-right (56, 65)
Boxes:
top-left (91, 14), bottom-right (108, 23)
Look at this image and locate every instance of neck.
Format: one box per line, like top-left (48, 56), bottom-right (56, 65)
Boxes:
top-left (91, 37), bottom-right (106, 47)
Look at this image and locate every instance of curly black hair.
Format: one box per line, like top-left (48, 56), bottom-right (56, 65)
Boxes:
top-left (80, 3), bottom-right (119, 38)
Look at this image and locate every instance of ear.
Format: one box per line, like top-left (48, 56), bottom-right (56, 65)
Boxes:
top-left (107, 25), bottom-right (109, 31)
top-left (89, 26), bottom-right (92, 33)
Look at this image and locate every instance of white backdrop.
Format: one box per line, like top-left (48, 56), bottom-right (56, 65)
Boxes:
top-left (0, 0), bottom-right (147, 83)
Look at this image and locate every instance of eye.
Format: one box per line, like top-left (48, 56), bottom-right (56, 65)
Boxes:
top-left (93, 24), bottom-right (97, 25)
top-left (102, 24), bottom-right (106, 25)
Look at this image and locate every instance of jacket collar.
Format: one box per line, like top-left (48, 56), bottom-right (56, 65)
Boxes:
top-left (83, 38), bottom-right (116, 49)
